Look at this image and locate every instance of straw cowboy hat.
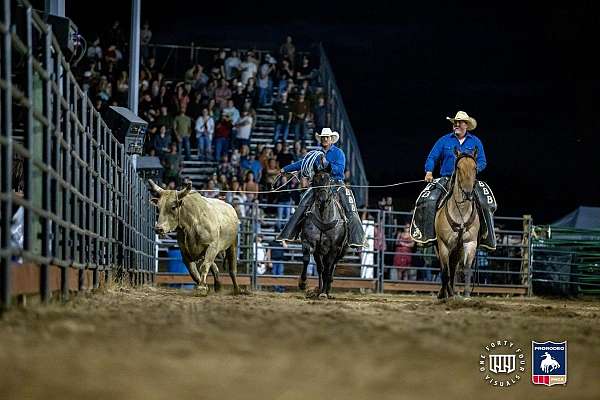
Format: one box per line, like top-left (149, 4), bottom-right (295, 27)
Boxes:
top-left (315, 127), bottom-right (339, 144)
top-left (446, 111), bottom-right (477, 130)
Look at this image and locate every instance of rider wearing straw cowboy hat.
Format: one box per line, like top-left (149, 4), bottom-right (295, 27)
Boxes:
top-left (411, 110), bottom-right (497, 250)
top-left (276, 127), bottom-right (365, 247)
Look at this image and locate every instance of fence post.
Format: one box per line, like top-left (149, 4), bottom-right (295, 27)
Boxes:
top-left (251, 202), bottom-right (258, 291)
top-left (377, 209), bottom-right (384, 293)
top-left (521, 214), bottom-right (532, 296)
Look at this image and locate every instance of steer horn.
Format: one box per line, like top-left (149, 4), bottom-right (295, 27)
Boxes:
top-left (176, 181), bottom-right (192, 199)
top-left (148, 179), bottom-right (164, 195)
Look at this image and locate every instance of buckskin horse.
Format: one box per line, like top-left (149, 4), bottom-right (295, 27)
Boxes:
top-left (435, 149), bottom-right (480, 299)
top-left (298, 165), bottom-right (348, 299)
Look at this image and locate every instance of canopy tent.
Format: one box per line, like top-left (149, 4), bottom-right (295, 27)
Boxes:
top-left (552, 206), bottom-right (600, 230)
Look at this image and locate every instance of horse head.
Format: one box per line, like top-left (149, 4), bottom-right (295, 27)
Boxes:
top-left (453, 148), bottom-right (477, 201)
top-left (312, 163), bottom-right (333, 204)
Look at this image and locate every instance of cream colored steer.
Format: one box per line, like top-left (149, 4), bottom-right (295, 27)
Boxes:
top-left (149, 180), bottom-right (241, 295)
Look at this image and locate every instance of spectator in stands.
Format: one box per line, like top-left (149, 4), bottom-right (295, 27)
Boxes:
top-left (139, 92), bottom-right (154, 121)
top-left (217, 174), bottom-right (229, 192)
top-left (192, 65), bottom-right (209, 90)
top-left (232, 82), bottom-right (246, 110)
top-left (257, 58), bottom-right (275, 106)
top-left (217, 154), bottom-right (237, 180)
top-left (277, 142), bottom-right (294, 167)
top-left (156, 105), bottom-right (174, 133)
top-left (393, 224), bottom-right (415, 280)
top-left (262, 158), bottom-right (280, 192)
top-left (212, 49), bottom-right (227, 79)
top-left (202, 80), bottom-right (218, 103)
top-left (225, 50), bottom-right (242, 80)
top-left (273, 92), bottom-right (292, 143)
top-left (279, 35), bottom-right (296, 66)
top-left (275, 175), bottom-right (293, 230)
top-left (273, 141), bottom-right (284, 158)
top-left (174, 109), bottom-right (192, 160)
top-left (243, 171), bottom-right (259, 203)
top-left (254, 234), bottom-right (268, 276)
top-left (223, 98), bottom-right (240, 125)
top-left (195, 108), bottom-right (214, 160)
top-left (258, 146), bottom-right (272, 170)
top-left (277, 59), bottom-right (294, 96)
top-left (175, 84), bottom-right (190, 113)
top-left (187, 91), bottom-right (203, 121)
top-left (203, 179), bottom-right (219, 198)
top-left (241, 151), bottom-right (262, 183)
top-left (244, 77), bottom-right (258, 108)
top-left (267, 239), bottom-right (287, 292)
top-left (162, 143), bottom-right (182, 187)
top-left (312, 96), bottom-right (329, 135)
top-left (206, 98), bottom-right (220, 122)
top-left (360, 212), bottom-right (376, 281)
top-left (86, 36), bottom-right (103, 62)
top-left (213, 114), bottom-right (232, 162)
top-left (152, 125), bottom-right (171, 157)
top-left (239, 55), bottom-right (257, 86)
top-left (291, 94), bottom-right (309, 145)
top-left (292, 140), bottom-right (302, 161)
top-left (234, 110), bottom-right (253, 149)
top-left (215, 78), bottom-right (232, 109)
top-left (296, 55), bottom-right (313, 81)
top-left (140, 21), bottom-right (152, 61)
top-left (230, 148), bottom-right (241, 168)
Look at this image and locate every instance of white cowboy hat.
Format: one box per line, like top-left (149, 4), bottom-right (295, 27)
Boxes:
top-left (446, 111), bottom-right (477, 130)
top-left (315, 127), bottom-right (339, 144)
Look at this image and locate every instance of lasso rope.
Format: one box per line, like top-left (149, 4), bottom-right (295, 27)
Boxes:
top-left (195, 177), bottom-right (425, 195)
top-left (300, 150), bottom-right (325, 180)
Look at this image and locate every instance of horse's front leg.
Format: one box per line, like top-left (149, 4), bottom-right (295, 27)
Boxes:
top-left (299, 243), bottom-right (311, 291)
top-left (462, 241), bottom-right (477, 297)
top-left (315, 254), bottom-right (324, 294)
top-left (436, 243), bottom-right (450, 299)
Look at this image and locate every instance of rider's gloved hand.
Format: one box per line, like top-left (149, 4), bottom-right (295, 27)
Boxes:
top-left (425, 171), bottom-right (433, 182)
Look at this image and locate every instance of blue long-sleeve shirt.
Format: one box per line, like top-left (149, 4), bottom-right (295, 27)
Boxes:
top-left (283, 144), bottom-right (346, 181)
top-left (424, 132), bottom-right (487, 176)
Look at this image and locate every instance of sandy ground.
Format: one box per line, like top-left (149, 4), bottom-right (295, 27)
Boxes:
top-left (0, 286), bottom-right (599, 400)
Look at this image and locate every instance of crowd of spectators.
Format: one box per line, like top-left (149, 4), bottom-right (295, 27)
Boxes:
top-left (76, 23), bottom-right (328, 192)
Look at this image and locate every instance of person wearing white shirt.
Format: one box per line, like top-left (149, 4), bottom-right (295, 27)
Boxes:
top-left (235, 111), bottom-right (253, 148)
top-left (195, 108), bottom-right (214, 160)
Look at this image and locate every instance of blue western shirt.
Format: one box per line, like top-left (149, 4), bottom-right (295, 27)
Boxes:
top-left (424, 132), bottom-right (487, 176)
top-left (283, 144), bottom-right (346, 181)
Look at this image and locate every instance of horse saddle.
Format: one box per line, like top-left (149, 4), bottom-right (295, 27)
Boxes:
top-left (410, 178), bottom-right (497, 250)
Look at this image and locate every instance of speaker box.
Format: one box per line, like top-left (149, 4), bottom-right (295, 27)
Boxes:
top-left (104, 106), bottom-right (148, 154)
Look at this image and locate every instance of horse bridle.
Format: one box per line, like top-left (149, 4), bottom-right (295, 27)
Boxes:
top-left (446, 153), bottom-right (477, 233)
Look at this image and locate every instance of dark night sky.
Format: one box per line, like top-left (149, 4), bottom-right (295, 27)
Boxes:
top-left (62, 1), bottom-right (599, 224)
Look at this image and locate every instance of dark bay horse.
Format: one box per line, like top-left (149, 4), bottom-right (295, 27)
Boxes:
top-left (298, 165), bottom-right (348, 299)
top-left (435, 149), bottom-right (480, 299)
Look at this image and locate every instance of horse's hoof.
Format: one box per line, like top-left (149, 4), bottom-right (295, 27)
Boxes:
top-left (298, 281), bottom-right (307, 291)
top-left (318, 293), bottom-right (328, 300)
top-left (326, 294), bottom-right (335, 300)
top-left (196, 285), bottom-right (209, 296)
top-left (214, 282), bottom-right (222, 293)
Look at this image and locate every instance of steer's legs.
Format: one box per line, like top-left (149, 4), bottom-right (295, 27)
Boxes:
top-left (210, 262), bottom-right (221, 292)
top-left (197, 244), bottom-right (218, 295)
top-left (226, 240), bottom-right (241, 295)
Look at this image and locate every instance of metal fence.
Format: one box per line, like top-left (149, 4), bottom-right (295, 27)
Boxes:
top-left (156, 202), bottom-right (530, 295)
top-left (531, 226), bottom-right (600, 296)
top-left (0, 0), bottom-right (156, 309)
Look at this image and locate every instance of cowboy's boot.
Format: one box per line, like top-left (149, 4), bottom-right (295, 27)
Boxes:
top-left (276, 190), bottom-right (314, 243)
top-left (338, 187), bottom-right (365, 248)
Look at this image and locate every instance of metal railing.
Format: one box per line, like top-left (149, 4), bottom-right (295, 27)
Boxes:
top-left (156, 202), bottom-right (530, 295)
top-left (0, 0), bottom-right (156, 309)
top-left (531, 226), bottom-right (600, 296)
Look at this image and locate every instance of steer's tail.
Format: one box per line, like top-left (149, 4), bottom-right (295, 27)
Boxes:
top-left (227, 236), bottom-right (240, 295)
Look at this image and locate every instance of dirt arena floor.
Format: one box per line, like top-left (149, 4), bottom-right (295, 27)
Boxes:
top-left (1, 286), bottom-right (599, 400)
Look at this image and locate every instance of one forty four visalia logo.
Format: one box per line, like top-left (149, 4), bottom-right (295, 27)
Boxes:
top-left (479, 340), bottom-right (526, 388)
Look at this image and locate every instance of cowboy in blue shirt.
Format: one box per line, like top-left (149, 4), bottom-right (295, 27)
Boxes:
top-left (412, 111), bottom-right (496, 250)
top-left (276, 128), bottom-right (365, 247)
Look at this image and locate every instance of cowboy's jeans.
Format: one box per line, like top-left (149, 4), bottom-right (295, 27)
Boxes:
top-left (336, 186), bottom-right (366, 247)
top-left (276, 190), bottom-right (314, 242)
